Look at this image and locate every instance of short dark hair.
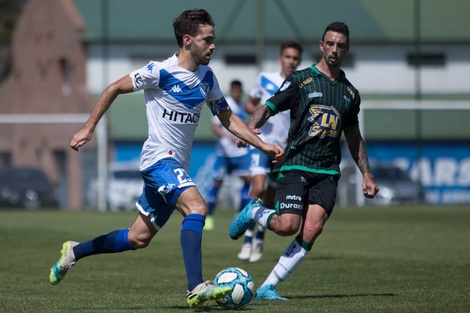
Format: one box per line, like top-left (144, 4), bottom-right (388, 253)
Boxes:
top-left (322, 22), bottom-right (350, 45)
top-left (230, 80), bottom-right (242, 89)
top-left (173, 9), bottom-right (215, 47)
top-left (280, 40), bottom-right (304, 55)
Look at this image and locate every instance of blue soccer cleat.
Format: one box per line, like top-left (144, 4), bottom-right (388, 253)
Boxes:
top-left (255, 284), bottom-right (288, 301)
top-left (229, 198), bottom-right (263, 240)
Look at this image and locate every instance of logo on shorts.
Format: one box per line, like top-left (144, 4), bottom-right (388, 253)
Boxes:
top-left (280, 203), bottom-right (303, 210)
top-left (285, 195), bottom-right (302, 201)
top-left (158, 183), bottom-right (175, 195)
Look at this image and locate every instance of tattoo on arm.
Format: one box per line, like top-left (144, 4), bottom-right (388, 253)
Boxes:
top-left (248, 105), bottom-right (273, 129)
top-left (345, 129), bottom-right (371, 174)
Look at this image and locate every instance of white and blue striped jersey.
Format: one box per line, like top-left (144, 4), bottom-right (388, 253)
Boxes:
top-left (130, 54), bottom-right (229, 172)
top-left (249, 71), bottom-right (290, 148)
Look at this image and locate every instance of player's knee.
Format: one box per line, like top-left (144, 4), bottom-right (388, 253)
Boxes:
top-left (275, 218), bottom-right (301, 236)
top-left (249, 186), bottom-right (264, 198)
top-left (128, 233), bottom-right (152, 249)
top-left (303, 221), bottom-right (324, 240)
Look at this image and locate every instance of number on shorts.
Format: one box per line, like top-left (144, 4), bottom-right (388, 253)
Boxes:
top-left (174, 168), bottom-right (192, 184)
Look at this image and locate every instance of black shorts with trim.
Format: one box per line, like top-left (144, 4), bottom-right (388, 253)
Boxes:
top-left (274, 170), bottom-right (339, 216)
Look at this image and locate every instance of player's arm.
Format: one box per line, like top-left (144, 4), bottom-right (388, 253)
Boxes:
top-left (247, 103), bottom-right (275, 130)
top-left (70, 75), bottom-right (134, 151)
top-left (211, 122), bottom-right (237, 144)
top-left (217, 110), bottom-right (284, 162)
top-left (344, 127), bottom-right (379, 198)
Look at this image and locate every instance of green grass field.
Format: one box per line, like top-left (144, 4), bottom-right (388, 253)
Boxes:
top-left (0, 205), bottom-right (469, 313)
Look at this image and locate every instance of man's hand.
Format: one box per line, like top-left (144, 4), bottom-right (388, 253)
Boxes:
top-left (236, 125), bottom-right (262, 148)
top-left (261, 143), bottom-right (285, 164)
top-left (70, 127), bottom-right (94, 151)
top-left (362, 172), bottom-right (379, 198)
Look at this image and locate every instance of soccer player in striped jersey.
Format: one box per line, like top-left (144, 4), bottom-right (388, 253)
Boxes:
top-left (238, 41), bottom-right (303, 262)
top-left (230, 21), bottom-right (379, 300)
top-left (48, 9), bottom-right (284, 308)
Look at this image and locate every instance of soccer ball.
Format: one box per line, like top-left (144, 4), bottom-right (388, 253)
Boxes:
top-left (213, 267), bottom-right (255, 310)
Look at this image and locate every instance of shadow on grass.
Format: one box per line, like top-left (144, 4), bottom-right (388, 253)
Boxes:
top-left (68, 304), bottom-right (227, 311)
top-left (288, 292), bottom-right (396, 300)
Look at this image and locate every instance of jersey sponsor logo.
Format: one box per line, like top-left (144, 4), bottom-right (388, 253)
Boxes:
top-left (299, 77), bottom-right (313, 88)
top-left (308, 105), bottom-right (341, 138)
top-left (308, 91), bottom-right (323, 99)
top-left (343, 95), bottom-right (351, 108)
top-left (170, 84), bottom-right (182, 93)
top-left (279, 81), bottom-right (291, 92)
top-left (285, 194), bottom-right (302, 201)
top-left (134, 73), bottom-right (143, 88)
top-left (161, 108), bottom-right (200, 124)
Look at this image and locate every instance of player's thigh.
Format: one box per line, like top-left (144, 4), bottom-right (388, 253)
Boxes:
top-left (274, 171), bottom-right (309, 216)
top-left (128, 212), bottom-right (158, 247)
top-left (250, 174), bottom-right (267, 198)
top-left (307, 174), bottom-right (338, 216)
top-left (138, 157), bottom-right (197, 228)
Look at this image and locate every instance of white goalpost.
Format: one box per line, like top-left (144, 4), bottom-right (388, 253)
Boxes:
top-left (0, 113), bottom-right (108, 211)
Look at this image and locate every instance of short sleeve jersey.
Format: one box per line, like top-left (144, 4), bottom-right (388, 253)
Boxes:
top-left (266, 65), bottom-right (361, 176)
top-left (211, 96), bottom-right (248, 157)
top-left (130, 54), bottom-right (229, 171)
top-left (249, 71), bottom-right (290, 148)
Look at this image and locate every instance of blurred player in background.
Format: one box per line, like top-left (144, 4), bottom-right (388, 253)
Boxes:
top-left (205, 80), bottom-right (251, 230)
top-left (48, 9), bottom-right (284, 308)
top-left (238, 41), bottom-right (303, 262)
top-left (230, 21), bottom-right (379, 300)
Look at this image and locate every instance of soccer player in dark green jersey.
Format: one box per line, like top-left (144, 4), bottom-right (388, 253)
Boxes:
top-left (230, 21), bottom-right (379, 300)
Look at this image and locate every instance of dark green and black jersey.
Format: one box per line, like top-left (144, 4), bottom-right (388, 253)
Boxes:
top-left (266, 65), bottom-right (360, 176)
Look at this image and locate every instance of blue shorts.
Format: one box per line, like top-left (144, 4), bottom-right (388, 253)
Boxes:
top-left (137, 157), bottom-right (196, 230)
top-left (211, 154), bottom-right (251, 180)
top-left (249, 148), bottom-right (275, 177)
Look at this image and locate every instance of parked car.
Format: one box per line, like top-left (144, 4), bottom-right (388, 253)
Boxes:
top-left (86, 163), bottom-right (143, 211)
top-left (338, 162), bottom-right (425, 206)
top-left (0, 166), bottom-right (59, 209)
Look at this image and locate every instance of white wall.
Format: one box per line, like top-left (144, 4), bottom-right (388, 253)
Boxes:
top-left (85, 43), bottom-right (470, 96)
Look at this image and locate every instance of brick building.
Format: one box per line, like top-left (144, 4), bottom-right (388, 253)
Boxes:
top-left (0, 0), bottom-right (95, 209)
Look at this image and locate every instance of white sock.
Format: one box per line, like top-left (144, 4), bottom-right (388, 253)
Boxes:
top-left (262, 238), bottom-right (309, 287)
top-left (244, 228), bottom-right (253, 238)
top-left (252, 206), bottom-right (275, 228)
